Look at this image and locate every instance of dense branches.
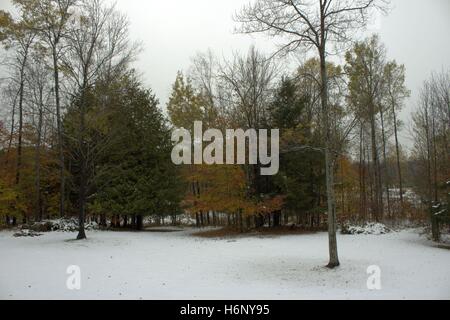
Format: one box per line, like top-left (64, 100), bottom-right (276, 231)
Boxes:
top-left (0, 0), bottom-right (447, 247)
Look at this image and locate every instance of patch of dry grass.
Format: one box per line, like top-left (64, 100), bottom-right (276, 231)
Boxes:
top-left (192, 226), bottom-right (320, 239)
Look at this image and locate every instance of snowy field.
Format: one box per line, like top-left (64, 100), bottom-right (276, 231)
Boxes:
top-left (0, 228), bottom-right (449, 300)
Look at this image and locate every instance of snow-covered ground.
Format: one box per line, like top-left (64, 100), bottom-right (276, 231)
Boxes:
top-left (0, 228), bottom-right (449, 300)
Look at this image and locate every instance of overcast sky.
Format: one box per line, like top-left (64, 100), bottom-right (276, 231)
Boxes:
top-left (113, 0), bottom-right (450, 148)
top-left (1, 0), bottom-right (449, 147)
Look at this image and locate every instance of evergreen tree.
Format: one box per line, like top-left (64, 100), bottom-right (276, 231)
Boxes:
top-left (91, 72), bottom-right (182, 230)
top-left (271, 77), bottom-right (325, 227)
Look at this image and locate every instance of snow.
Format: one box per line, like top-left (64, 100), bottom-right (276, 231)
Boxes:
top-left (435, 210), bottom-right (447, 216)
top-left (0, 228), bottom-right (449, 300)
top-left (342, 222), bottom-right (391, 235)
top-left (13, 229), bottom-right (43, 238)
top-left (45, 218), bottom-right (99, 232)
top-left (389, 188), bottom-right (422, 207)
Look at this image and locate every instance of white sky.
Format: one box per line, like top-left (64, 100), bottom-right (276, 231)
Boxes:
top-left (112, 0), bottom-right (450, 149)
top-left (110, 0), bottom-right (276, 102)
top-left (1, 0), bottom-right (449, 147)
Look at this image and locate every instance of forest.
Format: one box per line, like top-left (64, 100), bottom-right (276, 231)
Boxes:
top-left (0, 0), bottom-right (449, 271)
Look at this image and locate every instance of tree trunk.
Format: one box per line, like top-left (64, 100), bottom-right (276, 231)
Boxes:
top-left (319, 43), bottom-right (339, 268)
top-left (431, 117), bottom-right (439, 203)
top-left (171, 214), bottom-right (177, 226)
top-left (76, 167), bottom-right (87, 240)
top-left (369, 104), bottom-right (382, 221)
top-left (273, 211), bottom-right (281, 227)
top-left (136, 215), bottom-right (143, 231)
top-left (238, 212), bottom-right (243, 232)
top-left (131, 215), bottom-right (136, 229)
top-left (200, 211), bottom-right (204, 227)
top-left (360, 126), bottom-right (367, 220)
top-left (391, 103), bottom-right (404, 213)
top-left (4, 90), bottom-right (18, 167)
top-left (35, 104), bottom-right (43, 222)
top-left (380, 108), bottom-right (391, 218)
top-left (15, 68), bottom-right (25, 186)
top-left (76, 86), bottom-right (88, 240)
top-left (53, 50), bottom-right (65, 218)
top-left (424, 108), bottom-right (436, 241)
top-left (100, 214), bottom-right (107, 227)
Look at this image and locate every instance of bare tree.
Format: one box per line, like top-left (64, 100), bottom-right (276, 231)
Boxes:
top-left (413, 86), bottom-right (435, 238)
top-left (219, 46), bottom-right (277, 130)
top-left (25, 51), bottom-right (53, 221)
top-left (62, 0), bottom-right (139, 240)
top-left (384, 62), bottom-right (409, 214)
top-left (0, 10), bottom-right (36, 186)
top-left (1, 82), bottom-right (20, 167)
top-left (20, 0), bottom-right (78, 218)
top-left (218, 47), bottom-right (278, 202)
top-left (189, 50), bottom-right (221, 128)
top-left (412, 71), bottom-right (449, 241)
top-left (346, 35), bottom-right (387, 222)
top-left (235, 0), bottom-right (388, 268)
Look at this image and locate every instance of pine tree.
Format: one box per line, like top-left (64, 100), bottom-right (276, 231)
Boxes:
top-left (92, 72), bottom-right (182, 230)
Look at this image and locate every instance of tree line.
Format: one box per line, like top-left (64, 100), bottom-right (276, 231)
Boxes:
top-left (166, 41), bottom-right (448, 230)
top-left (0, 0), bottom-right (448, 267)
top-left (0, 0), bottom-right (181, 239)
